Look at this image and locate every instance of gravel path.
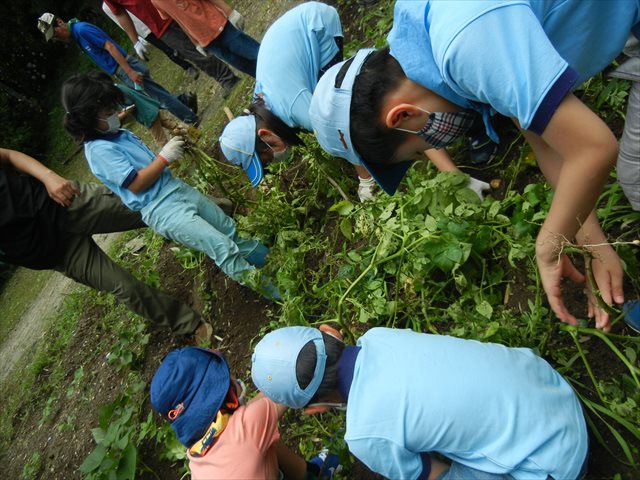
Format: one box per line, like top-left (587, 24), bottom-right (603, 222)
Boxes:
top-left (0, 233), bottom-right (120, 384)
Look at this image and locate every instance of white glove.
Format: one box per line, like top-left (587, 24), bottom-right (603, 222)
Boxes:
top-left (228, 9), bottom-right (245, 31)
top-left (196, 45), bottom-right (209, 57)
top-left (467, 177), bottom-right (491, 200)
top-left (159, 136), bottom-right (185, 164)
top-left (358, 176), bottom-right (377, 202)
top-left (134, 36), bottom-right (149, 61)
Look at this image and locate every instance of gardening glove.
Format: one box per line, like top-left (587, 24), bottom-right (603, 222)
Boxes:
top-left (357, 176), bottom-right (376, 202)
top-left (134, 36), bottom-right (149, 61)
top-left (467, 177), bottom-right (491, 200)
top-left (228, 9), bottom-right (245, 31)
top-left (196, 45), bottom-right (209, 57)
top-left (158, 136), bottom-right (185, 164)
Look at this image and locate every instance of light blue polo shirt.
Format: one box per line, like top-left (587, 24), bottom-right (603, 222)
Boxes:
top-left (388, 0), bottom-right (640, 135)
top-left (70, 21), bottom-right (128, 75)
top-left (254, 1), bottom-right (342, 131)
top-left (85, 129), bottom-right (173, 211)
top-left (344, 328), bottom-right (587, 480)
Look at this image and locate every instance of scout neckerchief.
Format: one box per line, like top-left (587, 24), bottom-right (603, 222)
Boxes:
top-left (188, 386), bottom-right (239, 457)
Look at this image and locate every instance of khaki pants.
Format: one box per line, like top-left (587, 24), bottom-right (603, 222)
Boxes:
top-left (54, 183), bottom-right (201, 335)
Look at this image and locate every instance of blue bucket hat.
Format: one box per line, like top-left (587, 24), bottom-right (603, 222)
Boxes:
top-left (151, 347), bottom-right (231, 447)
top-left (219, 115), bottom-right (264, 187)
top-left (251, 326), bottom-right (327, 408)
top-left (309, 48), bottom-right (413, 195)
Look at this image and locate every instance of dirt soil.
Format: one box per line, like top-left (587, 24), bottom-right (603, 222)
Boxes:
top-left (2, 1), bottom-right (638, 479)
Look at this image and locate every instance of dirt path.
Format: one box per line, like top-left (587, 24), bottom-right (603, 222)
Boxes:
top-left (0, 233), bottom-right (120, 384)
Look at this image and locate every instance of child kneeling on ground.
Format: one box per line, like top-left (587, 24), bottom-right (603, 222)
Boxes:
top-left (151, 347), bottom-right (339, 479)
top-left (251, 325), bottom-right (589, 480)
top-left (61, 72), bottom-right (279, 299)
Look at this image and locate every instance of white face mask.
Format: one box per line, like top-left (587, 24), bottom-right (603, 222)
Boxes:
top-left (97, 112), bottom-right (121, 134)
top-left (260, 136), bottom-right (291, 162)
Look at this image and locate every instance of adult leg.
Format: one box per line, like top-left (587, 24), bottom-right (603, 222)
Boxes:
top-left (57, 235), bottom-right (201, 334)
top-left (118, 57), bottom-right (198, 124)
top-left (617, 80), bottom-right (640, 210)
top-left (161, 23), bottom-right (238, 89)
top-left (145, 32), bottom-right (193, 72)
top-left (206, 22), bottom-right (259, 77)
top-left (64, 182), bottom-right (145, 235)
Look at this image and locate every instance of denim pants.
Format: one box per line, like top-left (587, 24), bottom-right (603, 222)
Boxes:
top-left (205, 22), bottom-right (260, 77)
top-left (115, 56), bottom-right (197, 123)
top-left (141, 179), bottom-right (263, 283)
top-left (57, 183), bottom-right (201, 334)
top-left (617, 80), bottom-right (640, 210)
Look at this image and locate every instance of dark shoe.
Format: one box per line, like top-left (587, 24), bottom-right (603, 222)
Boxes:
top-left (178, 92), bottom-right (198, 115)
top-left (186, 66), bottom-right (200, 80)
top-left (468, 132), bottom-right (497, 165)
top-left (222, 78), bottom-right (240, 98)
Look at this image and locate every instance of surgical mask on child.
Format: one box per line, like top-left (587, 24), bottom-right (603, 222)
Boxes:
top-left (260, 136), bottom-right (291, 162)
top-left (395, 107), bottom-right (476, 149)
top-left (97, 112), bottom-right (121, 134)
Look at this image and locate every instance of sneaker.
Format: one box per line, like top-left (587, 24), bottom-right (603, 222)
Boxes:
top-left (468, 132), bottom-right (497, 165)
top-left (222, 78), bottom-right (240, 98)
top-left (178, 92), bottom-right (198, 115)
top-left (194, 321), bottom-right (213, 344)
top-left (622, 300), bottom-right (640, 333)
top-left (309, 449), bottom-right (341, 479)
top-left (186, 66), bottom-right (200, 80)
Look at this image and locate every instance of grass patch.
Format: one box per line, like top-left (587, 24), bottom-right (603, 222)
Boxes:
top-left (0, 268), bottom-right (52, 342)
top-left (0, 290), bottom-right (86, 452)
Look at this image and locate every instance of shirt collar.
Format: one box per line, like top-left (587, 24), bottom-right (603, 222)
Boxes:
top-left (336, 345), bottom-right (360, 401)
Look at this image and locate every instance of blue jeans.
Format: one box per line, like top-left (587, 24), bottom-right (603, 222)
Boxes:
top-left (115, 57), bottom-right (197, 123)
top-left (206, 22), bottom-right (259, 77)
top-left (140, 179), bottom-right (263, 283)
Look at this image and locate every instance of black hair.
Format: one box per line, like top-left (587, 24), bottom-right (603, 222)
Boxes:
top-left (247, 98), bottom-right (304, 157)
top-left (350, 46), bottom-right (412, 165)
top-left (61, 71), bottom-right (124, 143)
top-left (295, 332), bottom-right (345, 405)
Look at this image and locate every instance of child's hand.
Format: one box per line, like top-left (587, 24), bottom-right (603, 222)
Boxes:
top-left (585, 244), bottom-right (625, 331)
top-left (536, 241), bottom-right (585, 325)
top-left (159, 136), bottom-right (185, 164)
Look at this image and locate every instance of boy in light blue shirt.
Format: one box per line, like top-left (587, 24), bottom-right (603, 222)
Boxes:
top-left (251, 325), bottom-right (588, 480)
top-left (309, 1), bottom-right (640, 331)
top-left (219, 2), bottom-right (347, 188)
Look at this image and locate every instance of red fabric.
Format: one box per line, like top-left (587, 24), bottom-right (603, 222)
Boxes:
top-left (104, 0), bottom-right (172, 38)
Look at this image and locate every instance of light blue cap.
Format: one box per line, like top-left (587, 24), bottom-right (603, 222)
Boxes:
top-left (309, 48), bottom-right (375, 167)
top-left (309, 48), bottom-right (414, 195)
top-left (251, 326), bottom-right (327, 408)
top-left (219, 115), bottom-right (264, 187)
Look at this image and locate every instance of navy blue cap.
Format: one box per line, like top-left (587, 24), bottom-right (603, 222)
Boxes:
top-left (150, 347), bottom-right (230, 447)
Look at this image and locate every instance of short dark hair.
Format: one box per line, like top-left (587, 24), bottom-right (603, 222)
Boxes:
top-left (295, 332), bottom-right (345, 405)
top-left (61, 71), bottom-right (124, 143)
top-left (248, 98), bottom-right (304, 157)
top-left (350, 46), bottom-right (411, 165)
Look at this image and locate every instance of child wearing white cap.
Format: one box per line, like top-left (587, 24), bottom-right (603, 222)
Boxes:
top-left (308, 1), bottom-right (640, 332)
top-left (218, 2), bottom-right (350, 190)
top-left (252, 325), bottom-right (588, 480)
